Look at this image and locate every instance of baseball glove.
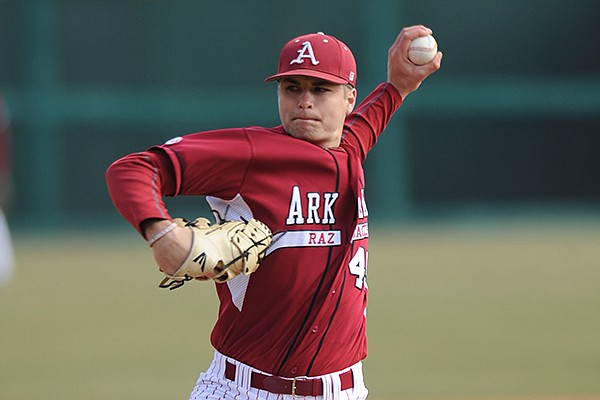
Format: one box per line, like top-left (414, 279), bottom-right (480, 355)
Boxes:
top-left (158, 217), bottom-right (272, 290)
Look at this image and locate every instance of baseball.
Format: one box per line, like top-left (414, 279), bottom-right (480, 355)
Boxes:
top-left (408, 35), bottom-right (438, 65)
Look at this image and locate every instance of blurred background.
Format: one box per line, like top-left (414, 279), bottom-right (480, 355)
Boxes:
top-left (1, 0), bottom-right (600, 226)
top-left (1, 1), bottom-right (600, 399)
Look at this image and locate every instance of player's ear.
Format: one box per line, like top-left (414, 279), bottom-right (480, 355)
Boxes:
top-left (345, 87), bottom-right (357, 115)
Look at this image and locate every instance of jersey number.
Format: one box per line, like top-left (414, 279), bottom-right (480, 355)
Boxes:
top-left (349, 247), bottom-right (368, 290)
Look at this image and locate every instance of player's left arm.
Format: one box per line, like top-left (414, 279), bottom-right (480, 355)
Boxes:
top-left (342, 25), bottom-right (442, 159)
top-left (342, 82), bottom-right (403, 160)
top-left (387, 25), bottom-right (442, 99)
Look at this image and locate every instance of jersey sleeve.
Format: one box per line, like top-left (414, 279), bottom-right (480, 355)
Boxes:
top-left (341, 82), bottom-right (403, 161)
top-left (105, 148), bottom-right (175, 233)
top-left (106, 128), bottom-right (252, 234)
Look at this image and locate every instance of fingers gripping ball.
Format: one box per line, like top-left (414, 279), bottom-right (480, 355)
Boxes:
top-left (159, 217), bottom-right (273, 290)
top-left (408, 35), bottom-right (438, 65)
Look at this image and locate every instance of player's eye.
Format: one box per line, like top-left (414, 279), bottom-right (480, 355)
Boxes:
top-left (285, 85), bottom-right (300, 92)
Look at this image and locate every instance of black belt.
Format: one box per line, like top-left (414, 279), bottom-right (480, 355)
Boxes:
top-left (225, 361), bottom-right (354, 396)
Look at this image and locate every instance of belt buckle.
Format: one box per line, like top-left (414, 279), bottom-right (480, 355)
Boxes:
top-left (291, 377), bottom-right (297, 397)
top-left (290, 376), bottom-right (310, 397)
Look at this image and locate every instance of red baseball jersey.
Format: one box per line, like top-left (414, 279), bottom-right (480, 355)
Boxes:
top-left (106, 83), bottom-right (402, 377)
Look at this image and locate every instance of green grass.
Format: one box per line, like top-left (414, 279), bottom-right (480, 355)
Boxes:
top-left (1, 220), bottom-right (600, 399)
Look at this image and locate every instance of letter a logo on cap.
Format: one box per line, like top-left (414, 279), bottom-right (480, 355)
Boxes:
top-left (290, 41), bottom-right (320, 66)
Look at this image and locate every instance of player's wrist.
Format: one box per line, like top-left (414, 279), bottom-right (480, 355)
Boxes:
top-left (142, 219), bottom-right (174, 242)
top-left (147, 222), bottom-right (178, 247)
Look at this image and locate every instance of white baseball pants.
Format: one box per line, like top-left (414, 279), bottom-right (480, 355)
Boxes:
top-left (189, 351), bottom-right (369, 400)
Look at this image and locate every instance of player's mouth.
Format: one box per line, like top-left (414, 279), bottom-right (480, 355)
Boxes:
top-left (292, 115), bottom-right (320, 122)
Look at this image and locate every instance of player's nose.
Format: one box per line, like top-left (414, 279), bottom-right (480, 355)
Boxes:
top-left (297, 90), bottom-right (314, 109)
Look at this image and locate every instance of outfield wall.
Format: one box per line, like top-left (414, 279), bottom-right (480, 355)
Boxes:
top-left (1, 1), bottom-right (600, 227)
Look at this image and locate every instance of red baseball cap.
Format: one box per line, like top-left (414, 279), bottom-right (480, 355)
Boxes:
top-left (265, 32), bottom-right (357, 87)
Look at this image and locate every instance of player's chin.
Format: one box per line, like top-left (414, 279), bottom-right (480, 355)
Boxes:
top-left (287, 127), bottom-right (323, 145)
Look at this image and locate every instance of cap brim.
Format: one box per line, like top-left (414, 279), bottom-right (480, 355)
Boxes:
top-left (265, 69), bottom-right (351, 86)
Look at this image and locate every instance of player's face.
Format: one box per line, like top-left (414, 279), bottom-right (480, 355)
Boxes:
top-left (277, 77), bottom-right (357, 148)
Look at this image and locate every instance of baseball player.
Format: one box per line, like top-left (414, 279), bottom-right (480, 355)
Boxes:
top-left (106, 25), bottom-right (442, 399)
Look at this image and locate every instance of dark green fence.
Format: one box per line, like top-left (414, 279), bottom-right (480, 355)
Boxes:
top-left (2, 0), bottom-right (600, 227)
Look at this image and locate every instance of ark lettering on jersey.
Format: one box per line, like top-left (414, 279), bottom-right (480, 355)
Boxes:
top-left (286, 186), bottom-right (339, 225)
top-left (357, 188), bottom-right (368, 219)
top-left (351, 188), bottom-right (369, 242)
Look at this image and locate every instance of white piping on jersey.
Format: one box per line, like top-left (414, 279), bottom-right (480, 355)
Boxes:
top-left (205, 194), bottom-right (255, 312)
top-left (206, 194), bottom-right (254, 222)
top-left (265, 230), bottom-right (341, 256)
top-left (204, 194), bottom-right (347, 312)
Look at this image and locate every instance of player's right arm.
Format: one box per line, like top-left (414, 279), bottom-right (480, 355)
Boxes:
top-left (141, 218), bottom-right (192, 276)
top-left (106, 128), bottom-right (253, 275)
top-left (106, 149), bottom-right (191, 276)
top-left (106, 149), bottom-right (175, 233)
